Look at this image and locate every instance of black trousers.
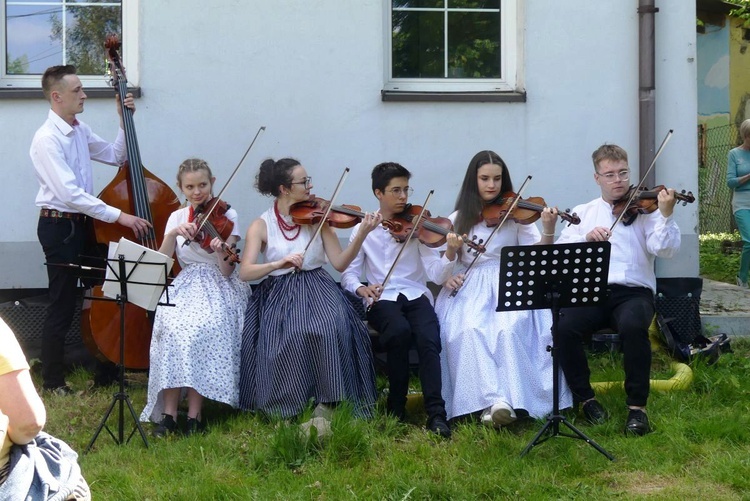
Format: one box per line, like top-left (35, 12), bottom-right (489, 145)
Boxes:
top-left (37, 216), bottom-right (115, 388)
top-left (367, 294), bottom-right (446, 419)
top-left (556, 284), bottom-right (654, 408)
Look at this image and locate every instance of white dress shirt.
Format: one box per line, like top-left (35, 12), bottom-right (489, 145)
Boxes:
top-left (556, 197), bottom-right (681, 293)
top-left (341, 222), bottom-right (454, 305)
top-left (30, 109), bottom-right (126, 222)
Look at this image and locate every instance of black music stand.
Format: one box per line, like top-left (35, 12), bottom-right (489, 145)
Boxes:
top-left (83, 251), bottom-right (172, 453)
top-left (495, 242), bottom-right (614, 461)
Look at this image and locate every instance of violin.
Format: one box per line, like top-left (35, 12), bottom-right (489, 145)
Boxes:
top-left (289, 195), bottom-right (363, 228)
top-left (481, 192), bottom-right (580, 227)
top-left (383, 204), bottom-right (486, 254)
top-left (193, 198), bottom-right (241, 263)
top-left (612, 185), bottom-right (695, 226)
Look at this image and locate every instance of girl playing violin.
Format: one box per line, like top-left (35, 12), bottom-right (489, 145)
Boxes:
top-left (141, 158), bottom-right (251, 437)
top-left (434, 150), bottom-right (572, 427)
top-left (238, 158), bottom-right (381, 420)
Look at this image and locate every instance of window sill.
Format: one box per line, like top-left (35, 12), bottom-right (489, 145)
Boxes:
top-left (0, 87), bottom-right (141, 99)
top-left (381, 90), bottom-right (526, 103)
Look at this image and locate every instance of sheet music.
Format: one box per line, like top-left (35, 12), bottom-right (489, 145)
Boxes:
top-left (101, 238), bottom-right (173, 311)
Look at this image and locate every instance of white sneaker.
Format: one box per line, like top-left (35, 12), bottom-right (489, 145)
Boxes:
top-left (480, 408), bottom-right (497, 428)
top-left (737, 276), bottom-right (749, 288)
top-left (489, 401), bottom-right (517, 426)
top-left (312, 403), bottom-right (334, 420)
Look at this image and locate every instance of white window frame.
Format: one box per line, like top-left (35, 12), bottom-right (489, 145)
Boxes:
top-left (384, 0), bottom-right (522, 93)
top-left (1, 0), bottom-right (139, 89)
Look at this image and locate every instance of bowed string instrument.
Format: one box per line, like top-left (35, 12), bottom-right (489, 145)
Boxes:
top-left (608, 130), bottom-right (694, 233)
top-left (80, 35), bottom-right (182, 370)
top-left (183, 125), bottom-right (267, 264)
top-left (366, 190), bottom-right (436, 311)
top-left (477, 150), bottom-right (580, 227)
top-left (290, 195), bottom-right (487, 255)
top-left (449, 176), bottom-right (533, 298)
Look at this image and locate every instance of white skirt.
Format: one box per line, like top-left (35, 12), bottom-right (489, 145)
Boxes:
top-left (435, 260), bottom-right (572, 419)
top-left (140, 263), bottom-right (251, 422)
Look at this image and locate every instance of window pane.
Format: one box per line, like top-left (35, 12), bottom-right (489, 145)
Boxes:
top-left (447, 11), bottom-right (500, 78)
top-left (449, 0), bottom-right (500, 9)
top-left (6, 5), bottom-right (64, 74)
top-left (393, 1), bottom-right (444, 8)
top-left (5, 2), bottom-right (121, 75)
top-left (66, 5), bottom-right (121, 75)
top-left (392, 10), bottom-right (444, 78)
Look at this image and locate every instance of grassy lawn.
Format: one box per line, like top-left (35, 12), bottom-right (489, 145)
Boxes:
top-left (37, 336), bottom-right (750, 500)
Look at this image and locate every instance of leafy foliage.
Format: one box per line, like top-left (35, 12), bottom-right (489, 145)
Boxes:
top-left (50, 6), bottom-right (120, 74)
top-left (729, 0), bottom-right (750, 28)
top-left (700, 231), bottom-right (742, 283)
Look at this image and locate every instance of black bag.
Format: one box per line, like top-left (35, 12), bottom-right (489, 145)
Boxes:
top-left (655, 277), bottom-right (703, 344)
top-left (657, 312), bottom-right (732, 365)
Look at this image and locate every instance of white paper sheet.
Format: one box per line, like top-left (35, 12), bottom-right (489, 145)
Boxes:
top-left (101, 238), bottom-right (174, 311)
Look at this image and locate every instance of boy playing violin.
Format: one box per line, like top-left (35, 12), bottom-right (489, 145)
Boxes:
top-left (341, 162), bottom-right (462, 438)
top-left (555, 144), bottom-right (680, 436)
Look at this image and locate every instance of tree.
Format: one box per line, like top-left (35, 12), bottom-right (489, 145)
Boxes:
top-left (50, 5), bottom-right (121, 74)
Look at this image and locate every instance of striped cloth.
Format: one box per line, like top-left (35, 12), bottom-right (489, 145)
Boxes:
top-left (239, 267), bottom-right (376, 418)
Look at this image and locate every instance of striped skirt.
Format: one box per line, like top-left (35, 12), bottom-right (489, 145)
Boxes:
top-left (239, 268), bottom-right (376, 418)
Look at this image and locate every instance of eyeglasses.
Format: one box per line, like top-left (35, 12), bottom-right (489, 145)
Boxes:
top-left (290, 176), bottom-right (312, 189)
top-left (385, 186), bottom-right (414, 197)
top-left (596, 170), bottom-right (630, 184)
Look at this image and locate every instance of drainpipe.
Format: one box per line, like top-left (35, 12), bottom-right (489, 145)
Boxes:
top-left (638, 0), bottom-right (658, 186)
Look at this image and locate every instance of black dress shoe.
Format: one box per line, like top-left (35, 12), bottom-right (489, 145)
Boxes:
top-left (184, 417), bottom-right (206, 437)
top-left (152, 414), bottom-right (177, 438)
top-left (582, 399), bottom-right (609, 425)
top-left (386, 401), bottom-right (406, 422)
top-left (624, 409), bottom-right (651, 436)
top-left (426, 414), bottom-right (452, 439)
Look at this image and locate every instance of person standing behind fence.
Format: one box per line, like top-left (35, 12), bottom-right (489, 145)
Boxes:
top-left (726, 119), bottom-right (750, 289)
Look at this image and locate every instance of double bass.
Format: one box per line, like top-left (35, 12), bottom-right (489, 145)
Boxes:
top-left (81, 35), bottom-right (181, 369)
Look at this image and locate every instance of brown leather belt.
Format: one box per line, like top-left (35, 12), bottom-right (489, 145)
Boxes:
top-left (39, 208), bottom-right (86, 221)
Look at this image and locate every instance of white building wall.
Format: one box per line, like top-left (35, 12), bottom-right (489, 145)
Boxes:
top-left (0, 0), bottom-right (698, 289)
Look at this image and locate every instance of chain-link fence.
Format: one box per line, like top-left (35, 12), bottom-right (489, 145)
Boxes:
top-left (698, 123), bottom-right (740, 234)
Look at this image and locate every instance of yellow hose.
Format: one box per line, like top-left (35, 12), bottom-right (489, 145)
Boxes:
top-left (591, 362), bottom-right (693, 392)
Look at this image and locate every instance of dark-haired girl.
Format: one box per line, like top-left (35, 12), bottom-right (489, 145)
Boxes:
top-left (238, 158), bottom-right (380, 419)
top-left (434, 150), bottom-right (572, 427)
top-left (141, 158), bottom-right (251, 437)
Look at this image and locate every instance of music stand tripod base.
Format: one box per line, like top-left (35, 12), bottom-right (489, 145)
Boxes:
top-left (496, 242), bottom-right (614, 461)
top-left (84, 253), bottom-right (163, 452)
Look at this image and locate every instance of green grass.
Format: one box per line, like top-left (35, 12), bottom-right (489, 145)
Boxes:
top-left (37, 339), bottom-right (750, 500)
top-left (700, 231), bottom-right (743, 284)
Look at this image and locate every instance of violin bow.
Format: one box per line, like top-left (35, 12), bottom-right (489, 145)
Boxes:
top-left (367, 190), bottom-right (434, 311)
top-left (301, 167), bottom-right (350, 259)
top-left (184, 125), bottom-right (266, 246)
top-left (608, 129), bottom-right (673, 233)
top-left (449, 175), bottom-right (532, 298)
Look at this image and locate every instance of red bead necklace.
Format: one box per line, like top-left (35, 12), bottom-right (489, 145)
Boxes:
top-left (274, 200), bottom-right (301, 241)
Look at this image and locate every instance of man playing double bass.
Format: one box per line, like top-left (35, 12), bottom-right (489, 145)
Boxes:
top-left (30, 65), bottom-right (152, 394)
